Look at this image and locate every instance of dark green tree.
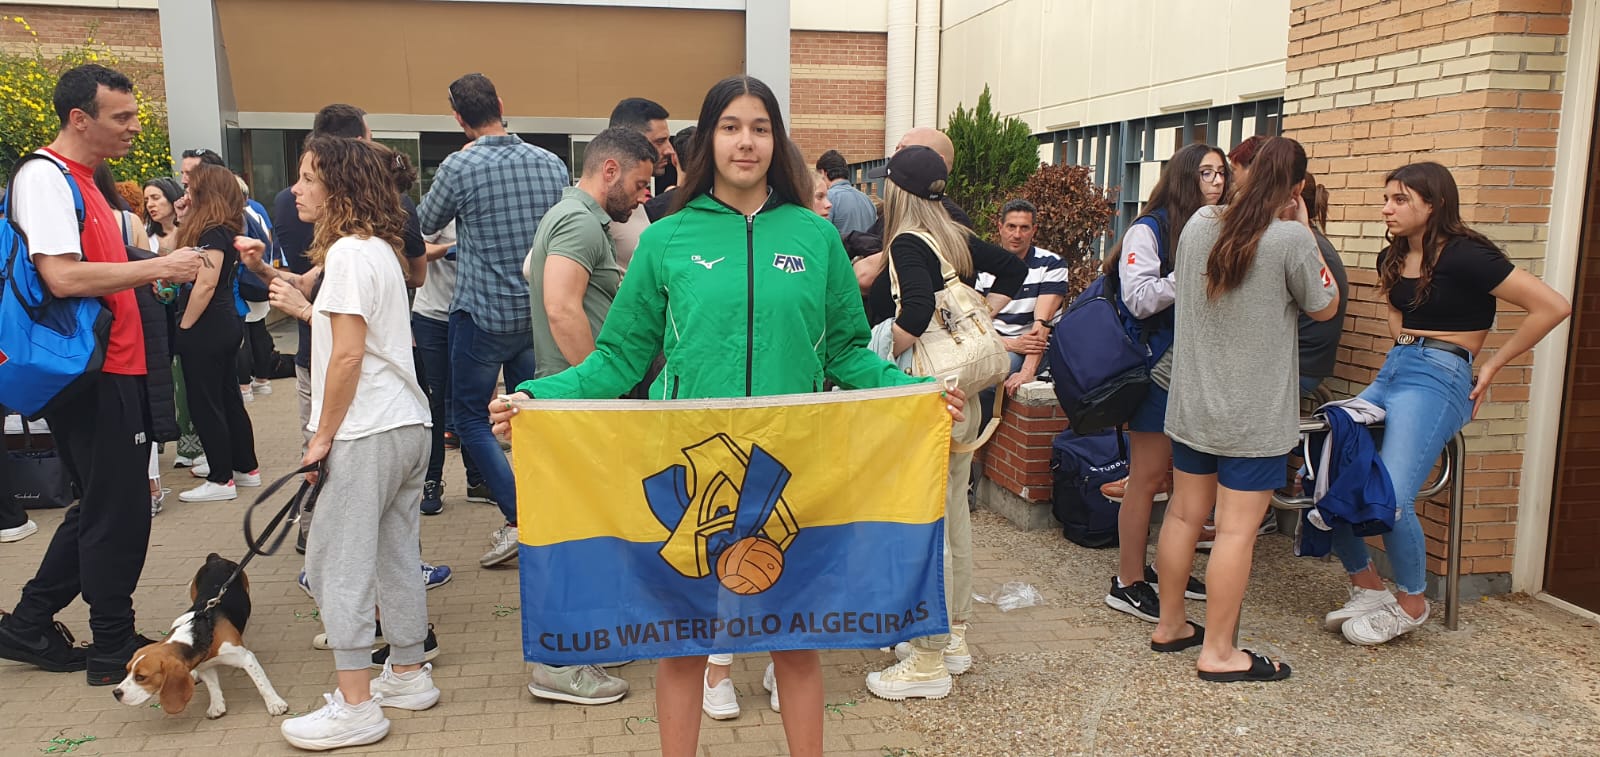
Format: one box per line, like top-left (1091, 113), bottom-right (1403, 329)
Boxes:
top-left (944, 85), bottom-right (1041, 238)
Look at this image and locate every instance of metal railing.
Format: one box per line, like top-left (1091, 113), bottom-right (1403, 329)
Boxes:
top-left (1272, 419), bottom-right (1467, 630)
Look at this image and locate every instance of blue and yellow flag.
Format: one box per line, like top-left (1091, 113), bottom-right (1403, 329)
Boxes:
top-left (511, 384), bottom-right (952, 665)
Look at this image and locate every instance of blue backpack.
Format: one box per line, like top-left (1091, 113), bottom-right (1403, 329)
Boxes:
top-left (1046, 274), bottom-right (1153, 434)
top-left (1050, 428), bottom-right (1129, 548)
top-left (0, 154), bottom-right (113, 419)
top-left (1046, 213), bottom-right (1172, 434)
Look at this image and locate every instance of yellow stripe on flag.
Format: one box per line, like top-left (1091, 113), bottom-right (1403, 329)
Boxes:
top-left (510, 384), bottom-right (952, 548)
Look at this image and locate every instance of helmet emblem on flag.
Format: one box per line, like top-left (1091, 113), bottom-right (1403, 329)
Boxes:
top-left (643, 434), bottom-right (798, 595)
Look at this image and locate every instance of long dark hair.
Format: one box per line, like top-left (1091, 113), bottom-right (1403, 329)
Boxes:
top-left (142, 177), bottom-right (183, 238)
top-left (1301, 171), bottom-right (1328, 232)
top-left (92, 164), bottom-right (129, 212)
top-left (669, 76), bottom-right (809, 214)
top-left (1104, 143), bottom-right (1225, 274)
top-left (172, 164), bottom-right (244, 250)
top-left (1205, 137), bottom-right (1306, 298)
top-left (1377, 161), bottom-right (1500, 304)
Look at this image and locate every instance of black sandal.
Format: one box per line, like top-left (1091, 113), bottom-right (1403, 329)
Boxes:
top-left (1150, 621), bottom-right (1205, 653)
top-left (1196, 649), bottom-right (1291, 683)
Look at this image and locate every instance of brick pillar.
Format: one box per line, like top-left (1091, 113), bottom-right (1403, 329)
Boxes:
top-left (976, 384), bottom-right (1069, 531)
top-left (789, 31), bottom-right (888, 166)
top-left (1284, 0), bottom-right (1573, 591)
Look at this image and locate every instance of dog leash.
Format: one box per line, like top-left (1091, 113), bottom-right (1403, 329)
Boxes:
top-left (202, 462), bottom-right (326, 613)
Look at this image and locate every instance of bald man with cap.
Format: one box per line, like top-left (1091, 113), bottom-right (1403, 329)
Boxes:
top-left (850, 128), bottom-right (975, 289)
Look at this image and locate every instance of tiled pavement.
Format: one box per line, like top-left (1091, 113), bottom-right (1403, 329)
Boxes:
top-left (6, 358), bottom-right (1600, 755)
top-left (0, 372), bottom-right (1072, 757)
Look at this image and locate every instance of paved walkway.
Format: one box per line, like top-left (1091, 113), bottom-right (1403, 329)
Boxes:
top-left (3, 368), bottom-right (1600, 755)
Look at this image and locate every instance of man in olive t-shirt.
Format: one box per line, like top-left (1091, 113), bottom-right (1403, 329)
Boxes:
top-left (526, 127), bottom-right (658, 378)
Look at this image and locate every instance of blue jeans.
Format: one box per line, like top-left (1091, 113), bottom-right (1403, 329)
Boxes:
top-left (413, 313), bottom-right (481, 488)
top-left (1328, 344), bottom-right (1474, 595)
top-left (448, 311), bottom-right (538, 525)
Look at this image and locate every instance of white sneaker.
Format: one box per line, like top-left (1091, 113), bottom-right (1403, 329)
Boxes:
top-left (179, 480), bottom-right (237, 502)
top-left (701, 668), bottom-right (740, 720)
top-left (866, 645), bottom-right (951, 701)
top-left (893, 623), bottom-right (971, 675)
top-left (480, 524), bottom-right (519, 568)
top-left (251, 379), bottom-right (273, 395)
top-left (0, 520), bottom-right (39, 543)
top-left (241, 388), bottom-right (254, 404)
top-left (761, 662), bottom-right (781, 712)
top-left (191, 462), bottom-right (210, 478)
top-left (280, 690), bottom-right (390, 751)
top-left (370, 662), bottom-right (440, 711)
top-left (1342, 601), bottom-right (1429, 646)
top-left (1323, 586), bottom-right (1400, 632)
top-left (234, 469), bottom-right (262, 487)
top-left (174, 454), bottom-right (204, 469)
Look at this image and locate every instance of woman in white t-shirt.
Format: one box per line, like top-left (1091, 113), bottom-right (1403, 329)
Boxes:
top-left (238, 136), bottom-right (438, 751)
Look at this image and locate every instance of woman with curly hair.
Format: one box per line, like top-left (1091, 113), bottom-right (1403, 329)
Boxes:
top-left (240, 136), bottom-right (437, 751)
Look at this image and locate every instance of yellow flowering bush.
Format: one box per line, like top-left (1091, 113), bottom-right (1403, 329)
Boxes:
top-left (0, 16), bottom-right (171, 182)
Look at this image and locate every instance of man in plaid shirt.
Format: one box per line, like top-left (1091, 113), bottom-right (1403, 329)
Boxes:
top-left (418, 73), bottom-right (569, 569)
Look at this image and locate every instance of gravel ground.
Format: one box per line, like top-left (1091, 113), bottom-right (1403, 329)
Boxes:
top-left (860, 510), bottom-right (1600, 756)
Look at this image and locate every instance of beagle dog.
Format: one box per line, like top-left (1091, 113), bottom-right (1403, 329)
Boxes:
top-left (113, 553), bottom-right (289, 718)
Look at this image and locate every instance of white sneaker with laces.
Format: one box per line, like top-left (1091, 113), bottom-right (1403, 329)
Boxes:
top-left (179, 480), bottom-right (237, 502)
top-left (1323, 586), bottom-right (1400, 632)
top-left (1342, 602), bottom-right (1429, 646)
top-left (191, 462), bottom-right (211, 478)
top-left (866, 645), bottom-right (951, 701)
top-left (234, 469), bottom-right (262, 487)
top-left (762, 662), bottom-right (781, 712)
top-left (279, 690), bottom-right (390, 751)
top-left (893, 623), bottom-right (971, 675)
top-left (370, 662), bottom-right (440, 710)
top-left (480, 524), bottom-right (519, 568)
top-left (174, 454), bottom-right (203, 469)
top-left (251, 379), bottom-right (273, 395)
top-left (701, 668), bottom-right (739, 720)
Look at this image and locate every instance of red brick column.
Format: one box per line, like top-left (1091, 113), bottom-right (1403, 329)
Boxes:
top-left (977, 384), bottom-right (1068, 530)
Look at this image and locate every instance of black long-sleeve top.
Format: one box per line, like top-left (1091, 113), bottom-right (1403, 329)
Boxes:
top-left (865, 232), bottom-right (1027, 336)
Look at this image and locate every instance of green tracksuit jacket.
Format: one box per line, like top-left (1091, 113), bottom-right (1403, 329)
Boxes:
top-left (521, 193), bottom-right (924, 400)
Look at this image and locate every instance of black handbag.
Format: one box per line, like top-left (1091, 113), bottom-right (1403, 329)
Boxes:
top-left (5, 415), bottom-right (74, 510)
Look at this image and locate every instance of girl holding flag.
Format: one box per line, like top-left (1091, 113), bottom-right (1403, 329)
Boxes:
top-left (490, 75), bottom-right (964, 757)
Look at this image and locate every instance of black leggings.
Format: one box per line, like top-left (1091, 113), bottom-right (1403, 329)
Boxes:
top-left (236, 318), bottom-right (274, 384)
top-left (180, 340), bottom-right (258, 483)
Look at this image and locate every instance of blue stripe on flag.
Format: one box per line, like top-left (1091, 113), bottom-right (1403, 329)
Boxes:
top-left (519, 520), bottom-right (948, 665)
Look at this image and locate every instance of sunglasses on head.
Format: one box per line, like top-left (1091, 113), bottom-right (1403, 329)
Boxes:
top-left (181, 148), bottom-right (222, 160)
top-left (446, 73), bottom-right (486, 110)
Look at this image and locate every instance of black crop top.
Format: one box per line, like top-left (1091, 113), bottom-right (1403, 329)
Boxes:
top-left (1386, 236), bottom-right (1514, 332)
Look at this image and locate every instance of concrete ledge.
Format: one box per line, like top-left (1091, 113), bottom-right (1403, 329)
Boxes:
top-left (977, 477), bottom-right (1057, 532)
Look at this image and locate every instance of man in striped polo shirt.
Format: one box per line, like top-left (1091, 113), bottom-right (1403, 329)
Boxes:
top-left (978, 199), bottom-right (1069, 398)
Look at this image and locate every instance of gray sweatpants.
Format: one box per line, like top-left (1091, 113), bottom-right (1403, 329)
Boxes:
top-left (304, 424), bottom-right (430, 670)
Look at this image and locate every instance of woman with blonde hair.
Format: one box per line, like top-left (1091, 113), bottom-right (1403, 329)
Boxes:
top-left (861, 145), bottom-right (1026, 700)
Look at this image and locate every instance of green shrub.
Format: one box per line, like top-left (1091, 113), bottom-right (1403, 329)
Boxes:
top-left (944, 85), bottom-right (1040, 238)
top-left (0, 16), bottom-right (171, 183)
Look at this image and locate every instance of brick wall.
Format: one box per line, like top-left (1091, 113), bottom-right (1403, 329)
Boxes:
top-left (983, 398), bottom-right (1070, 504)
top-left (0, 3), bottom-right (163, 99)
top-left (789, 31), bottom-right (887, 168)
top-left (1284, 0), bottom-right (1574, 580)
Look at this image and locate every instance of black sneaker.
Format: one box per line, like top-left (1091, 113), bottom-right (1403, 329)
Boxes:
top-left (0, 612), bottom-right (88, 672)
top-left (465, 482), bottom-right (497, 505)
top-left (420, 481), bottom-right (444, 516)
top-left (370, 624), bottom-right (439, 669)
top-left (1104, 578), bottom-right (1160, 622)
top-left (86, 634), bottom-right (158, 686)
top-left (1145, 564), bottom-right (1207, 601)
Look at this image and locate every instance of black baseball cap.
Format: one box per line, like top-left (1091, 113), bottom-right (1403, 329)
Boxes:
top-left (867, 145), bottom-right (947, 200)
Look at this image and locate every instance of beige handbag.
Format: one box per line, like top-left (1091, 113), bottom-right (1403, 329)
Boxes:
top-left (888, 231), bottom-right (1010, 452)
